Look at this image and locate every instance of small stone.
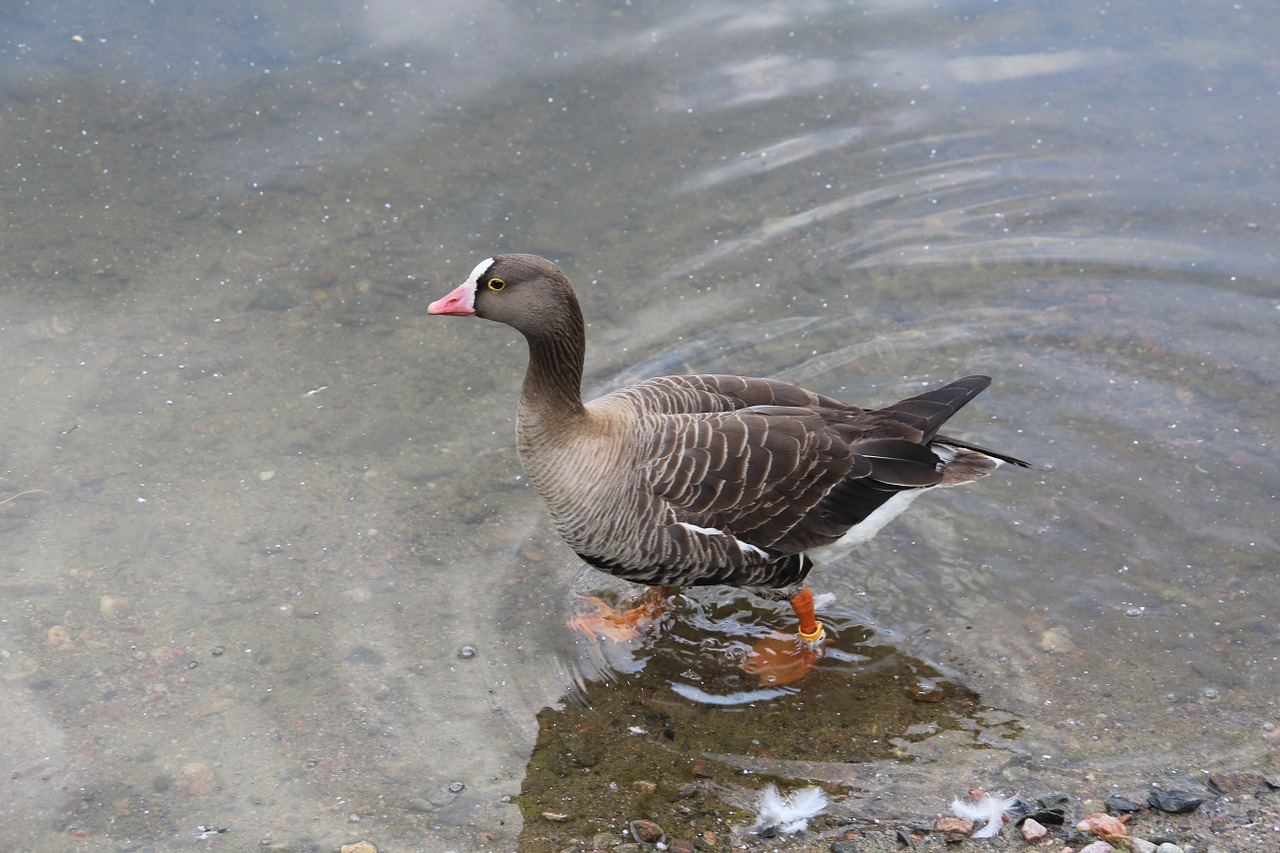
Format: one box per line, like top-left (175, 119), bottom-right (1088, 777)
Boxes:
top-left (181, 761), bottom-right (216, 797)
top-left (1037, 624), bottom-right (1075, 653)
top-left (669, 840), bottom-right (696, 853)
top-left (632, 780), bottom-right (657, 794)
top-left (339, 843), bottom-right (377, 853)
top-left (1155, 844), bottom-right (1185, 853)
top-left (906, 676), bottom-right (945, 702)
top-left (248, 287), bottom-right (297, 311)
top-left (569, 747), bottom-right (600, 768)
top-left (1131, 839), bottom-right (1157, 853)
top-left (932, 816), bottom-right (972, 839)
top-left (1076, 812), bottom-right (1129, 841)
top-left (829, 840), bottom-right (861, 852)
top-left (1020, 817), bottom-right (1048, 842)
top-left (1079, 842), bottom-right (1115, 853)
top-left (99, 594), bottom-right (131, 619)
top-left (1147, 789), bottom-right (1203, 814)
top-left (1105, 794), bottom-right (1142, 814)
top-left (46, 624), bottom-right (75, 650)
top-left (1208, 771), bottom-right (1276, 797)
top-left (629, 819), bottom-right (664, 844)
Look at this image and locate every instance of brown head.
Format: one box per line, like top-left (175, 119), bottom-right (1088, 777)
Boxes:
top-left (429, 253), bottom-right (588, 414)
top-left (427, 254), bottom-right (582, 341)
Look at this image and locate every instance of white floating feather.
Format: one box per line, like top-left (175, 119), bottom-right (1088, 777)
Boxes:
top-left (950, 792), bottom-right (1018, 838)
top-left (751, 783), bottom-right (828, 834)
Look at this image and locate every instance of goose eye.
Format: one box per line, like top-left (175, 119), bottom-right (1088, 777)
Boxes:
top-left (487, 277), bottom-right (506, 291)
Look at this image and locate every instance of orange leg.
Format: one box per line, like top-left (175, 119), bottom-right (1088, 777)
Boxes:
top-left (567, 586), bottom-right (673, 643)
top-left (741, 586), bottom-right (828, 685)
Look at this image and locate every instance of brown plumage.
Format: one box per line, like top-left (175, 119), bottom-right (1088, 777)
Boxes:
top-left (429, 253), bottom-right (1028, 683)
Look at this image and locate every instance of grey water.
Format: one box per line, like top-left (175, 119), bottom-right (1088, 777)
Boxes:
top-left (1, 1), bottom-right (1277, 850)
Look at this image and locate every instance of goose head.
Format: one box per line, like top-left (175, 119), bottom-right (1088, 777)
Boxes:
top-left (428, 253), bottom-right (580, 339)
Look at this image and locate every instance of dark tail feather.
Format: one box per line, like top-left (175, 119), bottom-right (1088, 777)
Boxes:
top-left (876, 375), bottom-right (992, 442)
top-left (933, 433), bottom-right (1032, 469)
top-left (879, 375), bottom-right (1032, 468)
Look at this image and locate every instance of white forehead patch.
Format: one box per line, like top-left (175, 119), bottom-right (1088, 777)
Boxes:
top-left (466, 257), bottom-right (496, 285)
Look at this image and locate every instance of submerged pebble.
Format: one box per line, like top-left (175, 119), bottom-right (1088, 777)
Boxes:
top-left (99, 594), bottom-right (131, 619)
top-left (339, 843), bottom-right (378, 853)
top-left (1037, 624), bottom-right (1075, 653)
top-left (46, 625), bottom-right (74, 650)
top-left (344, 645), bottom-right (385, 666)
top-left (629, 819), bottom-right (664, 843)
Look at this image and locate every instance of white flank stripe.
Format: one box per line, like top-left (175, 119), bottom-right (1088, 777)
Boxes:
top-left (677, 522), bottom-right (770, 560)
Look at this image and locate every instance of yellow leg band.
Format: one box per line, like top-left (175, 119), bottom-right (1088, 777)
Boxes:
top-left (798, 621), bottom-right (826, 645)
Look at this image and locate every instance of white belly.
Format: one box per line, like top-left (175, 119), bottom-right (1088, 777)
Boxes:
top-left (802, 488), bottom-right (925, 568)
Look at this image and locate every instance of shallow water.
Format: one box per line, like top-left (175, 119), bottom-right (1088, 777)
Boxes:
top-left (1, 0), bottom-right (1278, 850)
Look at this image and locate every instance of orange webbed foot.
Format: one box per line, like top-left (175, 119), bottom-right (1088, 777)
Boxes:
top-left (567, 586), bottom-right (673, 643)
top-left (740, 586), bottom-right (828, 685)
top-left (741, 629), bottom-right (827, 685)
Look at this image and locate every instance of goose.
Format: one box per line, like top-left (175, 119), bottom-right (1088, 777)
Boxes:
top-left (428, 254), bottom-right (1028, 684)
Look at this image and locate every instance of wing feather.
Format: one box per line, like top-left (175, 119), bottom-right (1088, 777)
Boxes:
top-left (589, 372), bottom-right (1019, 587)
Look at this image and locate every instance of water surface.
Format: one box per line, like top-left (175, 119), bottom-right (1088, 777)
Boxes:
top-left (1, 1), bottom-right (1278, 850)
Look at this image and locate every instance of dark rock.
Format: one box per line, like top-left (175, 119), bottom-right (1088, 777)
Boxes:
top-left (568, 748), bottom-right (599, 768)
top-left (248, 286), bottom-right (298, 311)
top-left (1147, 789), bottom-right (1204, 814)
top-left (1105, 794), bottom-right (1142, 814)
top-left (830, 840), bottom-right (861, 852)
top-left (1208, 771), bottom-right (1278, 797)
top-left (1024, 792), bottom-right (1072, 825)
top-left (344, 645), bottom-right (385, 666)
